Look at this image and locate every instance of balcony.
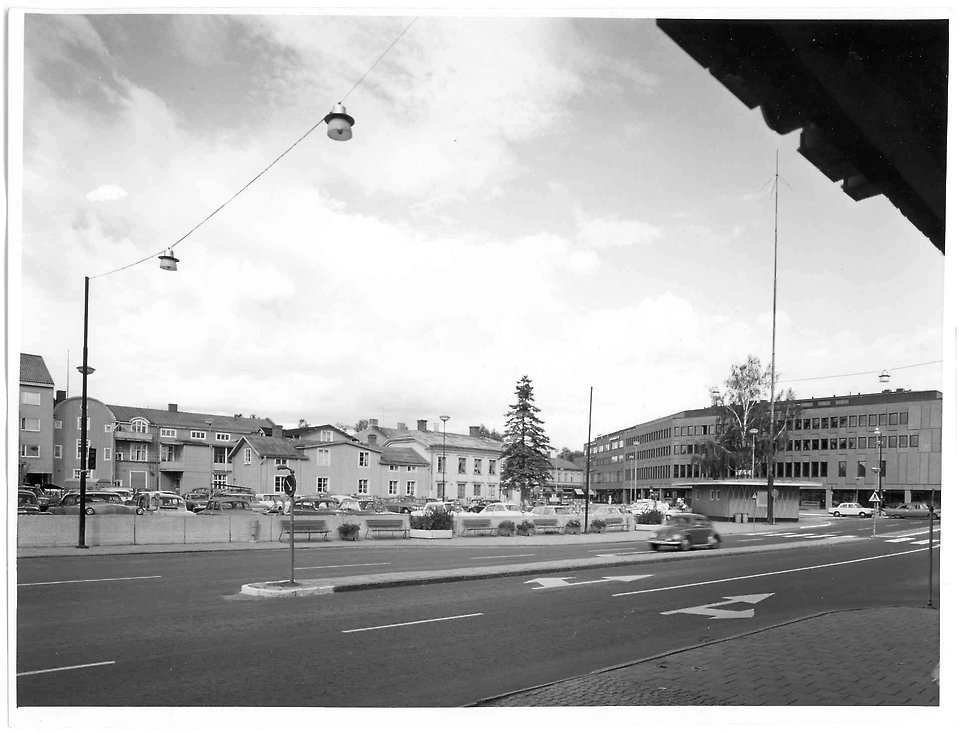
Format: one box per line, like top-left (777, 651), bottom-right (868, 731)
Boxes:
top-left (115, 430), bottom-right (152, 442)
top-left (159, 459), bottom-right (185, 473)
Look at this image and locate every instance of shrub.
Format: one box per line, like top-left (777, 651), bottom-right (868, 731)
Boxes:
top-left (565, 518), bottom-right (581, 530)
top-left (497, 520), bottom-right (516, 535)
top-left (410, 511), bottom-right (453, 531)
top-left (516, 520), bottom-right (535, 536)
top-left (589, 518), bottom-right (607, 533)
top-left (635, 508), bottom-right (663, 525)
top-left (338, 522), bottom-right (360, 539)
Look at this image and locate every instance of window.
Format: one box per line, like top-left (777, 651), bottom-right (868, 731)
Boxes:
top-left (103, 447), bottom-right (112, 461)
top-left (857, 461), bottom-right (866, 478)
top-left (437, 456), bottom-right (446, 472)
top-left (867, 414), bottom-right (877, 426)
top-left (839, 416), bottom-right (847, 428)
top-left (358, 451), bottom-right (370, 467)
top-left (406, 481), bottom-right (416, 496)
top-left (803, 419), bottom-right (811, 430)
top-left (803, 439), bottom-right (811, 451)
top-left (73, 469), bottom-right (84, 480)
top-left (457, 483), bottom-right (466, 498)
top-left (474, 459), bottom-right (482, 475)
top-left (407, 465), bottom-right (416, 472)
top-left (811, 462), bottom-right (819, 478)
top-left (849, 415), bottom-right (858, 428)
top-left (389, 464), bottom-right (399, 472)
top-left (191, 431), bottom-right (206, 440)
top-left (132, 445), bottom-right (148, 462)
top-left (213, 446), bottom-right (229, 464)
top-left (274, 476), bottom-right (285, 492)
top-left (161, 445), bottom-right (176, 462)
top-left (317, 449), bottom-right (330, 466)
top-left (868, 436), bottom-right (877, 449)
top-left (160, 428), bottom-right (177, 438)
top-left (20, 417), bottom-right (40, 432)
top-left (55, 420), bottom-right (62, 430)
top-left (909, 434), bottom-right (919, 447)
top-left (820, 462), bottom-right (828, 477)
top-left (316, 477), bottom-right (329, 492)
top-left (899, 435), bottom-right (908, 448)
top-left (54, 444), bottom-right (62, 459)
top-left (216, 433), bottom-right (231, 441)
top-left (77, 417), bottom-right (91, 431)
top-left (388, 481), bottom-right (399, 495)
top-left (357, 479), bottom-right (369, 494)
top-left (75, 439), bottom-right (90, 459)
top-left (830, 417), bottom-right (839, 428)
top-left (489, 460), bottom-right (496, 475)
top-left (105, 423), bottom-right (115, 432)
top-left (115, 451), bottom-right (124, 461)
top-left (878, 414), bottom-right (887, 426)
top-left (900, 411), bottom-right (908, 424)
top-left (473, 483), bottom-right (482, 497)
top-left (21, 390), bottom-right (41, 405)
top-left (838, 460), bottom-right (846, 478)
top-left (275, 458), bottom-right (288, 468)
top-left (20, 444), bottom-right (40, 458)
top-left (319, 430), bottom-right (332, 442)
top-left (858, 437), bottom-right (867, 450)
top-left (811, 439), bottom-right (819, 451)
top-left (889, 413), bottom-right (898, 426)
top-left (812, 418), bottom-right (820, 429)
top-left (829, 439), bottom-right (837, 450)
top-left (244, 447), bottom-right (252, 465)
top-left (458, 457), bottom-right (467, 474)
top-left (839, 438), bottom-right (847, 450)
top-left (131, 418), bottom-right (148, 433)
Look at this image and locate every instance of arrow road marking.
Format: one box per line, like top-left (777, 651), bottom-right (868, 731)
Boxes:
top-left (525, 574), bottom-right (652, 589)
top-left (661, 593), bottom-right (775, 620)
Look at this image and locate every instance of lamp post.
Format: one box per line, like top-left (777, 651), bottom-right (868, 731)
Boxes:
top-left (749, 427), bottom-right (759, 479)
top-left (206, 419), bottom-right (215, 496)
top-left (440, 415), bottom-right (450, 501)
top-left (872, 428), bottom-right (883, 537)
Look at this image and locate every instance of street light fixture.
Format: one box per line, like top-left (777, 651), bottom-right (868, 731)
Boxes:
top-left (440, 415), bottom-right (450, 501)
top-left (749, 427), bottom-right (759, 478)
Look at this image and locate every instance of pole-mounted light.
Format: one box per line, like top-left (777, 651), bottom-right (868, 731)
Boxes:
top-left (324, 103), bottom-right (355, 141)
top-left (878, 370), bottom-right (891, 384)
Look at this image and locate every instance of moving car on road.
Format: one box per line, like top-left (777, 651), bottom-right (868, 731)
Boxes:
top-left (883, 502), bottom-right (941, 520)
top-left (51, 491), bottom-right (145, 515)
top-left (648, 513), bottom-right (721, 551)
top-left (832, 502), bottom-right (874, 518)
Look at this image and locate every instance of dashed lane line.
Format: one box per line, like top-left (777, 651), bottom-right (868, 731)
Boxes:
top-left (18, 661), bottom-right (115, 677)
top-left (469, 554), bottom-right (537, 560)
top-left (296, 562), bottom-right (392, 570)
top-left (18, 575), bottom-right (161, 587)
top-left (342, 612), bottom-right (484, 634)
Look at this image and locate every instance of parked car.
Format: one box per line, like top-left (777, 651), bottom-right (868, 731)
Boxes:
top-left (338, 498), bottom-right (379, 513)
top-left (528, 505), bottom-right (578, 519)
top-left (648, 513), bottom-right (721, 551)
top-left (133, 491), bottom-right (193, 514)
top-left (183, 489), bottom-right (213, 512)
top-left (195, 497), bottom-right (255, 515)
top-left (51, 491), bottom-right (145, 515)
top-left (253, 493), bottom-right (287, 513)
top-left (18, 489), bottom-right (42, 515)
top-left (411, 501), bottom-right (455, 517)
top-left (883, 502), bottom-right (941, 520)
top-left (18, 485), bottom-right (52, 512)
top-left (287, 494), bottom-right (339, 514)
top-left (477, 502), bottom-right (527, 520)
top-left (832, 502), bottom-right (874, 518)
top-left (382, 497), bottom-right (422, 514)
top-left (628, 499), bottom-right (655, 516)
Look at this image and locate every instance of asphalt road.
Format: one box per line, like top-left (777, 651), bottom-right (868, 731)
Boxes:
top-left (16, 517), bottom-right (939, 707)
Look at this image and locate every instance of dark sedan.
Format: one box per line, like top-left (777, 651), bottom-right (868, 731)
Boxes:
top-left (648, 513), bottom-right (721, 551)
top-left (51, 491), bottom-right (145, 515)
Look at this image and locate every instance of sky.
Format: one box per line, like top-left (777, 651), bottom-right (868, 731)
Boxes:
top-left (10, 8), bottom-right (950, 454)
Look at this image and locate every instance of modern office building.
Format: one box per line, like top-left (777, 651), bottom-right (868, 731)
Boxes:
top-left (587, 389), bottom-right (942, 509)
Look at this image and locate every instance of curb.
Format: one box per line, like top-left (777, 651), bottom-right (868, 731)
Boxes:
top-left (238, 535), bottom-right (863, 597)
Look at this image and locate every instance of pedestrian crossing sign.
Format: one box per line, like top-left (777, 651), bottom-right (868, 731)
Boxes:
top-left (869, 492), bottom-right (880, 503)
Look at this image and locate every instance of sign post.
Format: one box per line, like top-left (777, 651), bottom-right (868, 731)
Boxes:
top-left (869, 490), bottom-right (880, 537)
top-left (280, 467), bottom-right (296, 584)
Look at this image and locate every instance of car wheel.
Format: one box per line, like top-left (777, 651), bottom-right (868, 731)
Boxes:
top-left (708, 533), bottom-right (721, 549)
top-left (833, 511), bottom-right (841, 517)
top-left (135, 507), bottom-right (145, 515)
top-left (84, 506), bottom-right (95, 515)
top-left (648, 543), bottom-right (660, 551)
top-left (859, 512), bottom-right (868, 518)
top-left (679, 536), bottom-right (691, 552)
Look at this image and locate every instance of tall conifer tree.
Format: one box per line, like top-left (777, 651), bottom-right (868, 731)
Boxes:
top-left (501, 375), bottom-right (552, 503)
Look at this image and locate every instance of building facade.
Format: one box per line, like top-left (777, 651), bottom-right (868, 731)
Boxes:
top-left (587, 389), bottom-right (942, 508)
top-left (18, 354), bottom-right (56, 486)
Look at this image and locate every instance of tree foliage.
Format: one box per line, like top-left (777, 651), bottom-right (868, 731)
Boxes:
top-left (473, 424), bottom-right (505, 441)
top-left (559, 448), bottom-right (585, 463)
top-left (707, 355), bottom-right (802, 478)
top-left (500, 375), bottom-right (553, 503)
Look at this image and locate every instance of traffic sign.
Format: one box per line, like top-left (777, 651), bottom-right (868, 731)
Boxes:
top-left (869, 491), bottom-right (880, 503)
top-left (283, 474), bottom-right (296, 497)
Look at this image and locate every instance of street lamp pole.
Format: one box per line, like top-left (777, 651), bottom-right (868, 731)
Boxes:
top-left (206, 419), bottom-right (214, 496)
top-left (76, 277), bottom-right (94, 549)
top-left (440, 415), bottom-right (450, 501)
top-left (872, 428), bottom-right (883, 537)
top-left (749, 427), bottom-right (759, 479)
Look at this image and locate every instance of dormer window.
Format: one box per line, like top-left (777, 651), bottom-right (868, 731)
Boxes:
top-left (131, 418), bottom-right (149, 434)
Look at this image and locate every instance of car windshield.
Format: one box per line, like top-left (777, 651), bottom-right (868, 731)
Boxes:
top-left (664, 515), bottom-right (690, 525)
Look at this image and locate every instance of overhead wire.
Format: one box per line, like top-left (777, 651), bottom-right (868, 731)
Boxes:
top-left (779, 360), bottom-right (942, 384)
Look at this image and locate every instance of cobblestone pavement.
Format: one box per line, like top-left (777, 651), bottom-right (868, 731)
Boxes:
top-left (475, 606), bottom-right (939, 706)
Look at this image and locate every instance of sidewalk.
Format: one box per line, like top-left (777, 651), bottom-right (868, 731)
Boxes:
top-left (472, 605), bottom-right (940, 706)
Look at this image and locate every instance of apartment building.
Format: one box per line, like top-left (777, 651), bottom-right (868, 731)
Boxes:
top-left (18, 354), bottom-right (56, 486)
top-left (587, 389), bottom-right (942, 508)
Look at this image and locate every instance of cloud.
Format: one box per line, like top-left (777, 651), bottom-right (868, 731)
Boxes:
top-left (576, 214), bottom-right (663, 250)
top-left (86, 184), bottom-right (128, 202)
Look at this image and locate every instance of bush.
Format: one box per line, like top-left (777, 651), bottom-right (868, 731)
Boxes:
top-left (589, 518), bottom-right (607, 533)
top-left (517, 520), bottom-right (535, 536)
top-left (497, 520), bottom-right (516, 535)
top-left (564, 518), bottom-right (582, 534)
top-left (635, 508), bottom-right (663, 525)
top-left (338, 522), bottom-right (360, 539)
top-left (410, 511), bottom-right (453, 531)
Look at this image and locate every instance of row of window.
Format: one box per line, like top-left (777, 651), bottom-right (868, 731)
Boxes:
top-left (437, 457), bottom-right (498, 475)
top-left (270, 475), bottom-right (422, 496)
top-left (48, 415), bottom-right (234, 442)
top-left (787, 412), bottom-right (908, 431)
top-left (785, 434), bottom-right (919, 452)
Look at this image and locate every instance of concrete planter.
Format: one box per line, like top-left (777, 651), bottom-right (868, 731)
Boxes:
top-left (409, 529), bottom-right (453, 540)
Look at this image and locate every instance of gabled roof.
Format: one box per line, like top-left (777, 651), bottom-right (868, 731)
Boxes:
top-left (20, 354), bottom-right (54, 386)
top-left (282, 423), bottom-right (354, 441)
top-left (294, 438), bottom-right (381, 454)
top-left (386, 430), bottom-right (503, 453)
top-left (379, 446), bottom-right (429, 466)
top-left (229, 435), bottom-right (305, 460)
top-left (108, 404), bottom-right (276, 433)
top-left (550, 457), bottom-right (582, 471)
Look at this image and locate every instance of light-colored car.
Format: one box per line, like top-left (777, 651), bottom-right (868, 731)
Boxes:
top-left (883, 502), bottom-right (940, 520)
top-left (253, 493), bottom-right (287, 513)
top-left (528, 505), bottom-right (578, 519)
top-left (134, 491), bottom-right (193, 514)
top-left (411, 501), bottom-right (455, 517)
top-left (648, 513), bottom-right (721, 551)
top-left (51, 491), bottom-right (145, 515)
top-left (832, 502), bottom-right (874, 518)
top-left (195, 497), bottom-right (255, 515)
top-left (478, 502), bottom-right (527, 520)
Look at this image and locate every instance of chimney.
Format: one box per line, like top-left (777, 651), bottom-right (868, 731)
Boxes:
top-left (55, 389), bottom-right (66, 405)
top-left (367, 434), bottom-right (378, 446)
top-left (370, 418), bottom-right (379, 428)
top-left (469, 426), bottom-right (481, 437)
top-left (272, 426), bottom-right (283, 438)
top-left (417, 419), bottom-right (428, 431)
top-left (169, 403), bottom-right (178, 412)
top-left (397, 422), bottom-right (407, 430)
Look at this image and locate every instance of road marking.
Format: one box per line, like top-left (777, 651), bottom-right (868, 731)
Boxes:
top-left (886, 537), bottom-right (918, 543)
top-left (17, 575), bottom-right (161, 587)
top-left (525, 574), bottom-right (652, 589)
top-left (587, 546), bottom-right (641, 553)
top-left (911, 540), bottom-right (940, 546)
top-left (594, 550), bottom-right (652, 557)
top-left (296, 562), bottom-right (391, 570)
top-left (469, 554), bottom-right (537, 560)
top-left (662, 593), bottom-right (774, 619)
top-left (17, 660), bottom-right (115, 677)
top-left (342, 612), bottom-right (484, 634)
top-left (612, 546), bottom-right (938, 598)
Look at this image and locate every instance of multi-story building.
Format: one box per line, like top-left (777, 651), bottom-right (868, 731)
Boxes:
top-left (587, 389), bottom-right (942, 508)
top-left (546, 454), bottom-right (585, 501)
top-left (18, 354), bottom-right (55, 486)
top-left (52, 396), bottom-right (279, 492)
